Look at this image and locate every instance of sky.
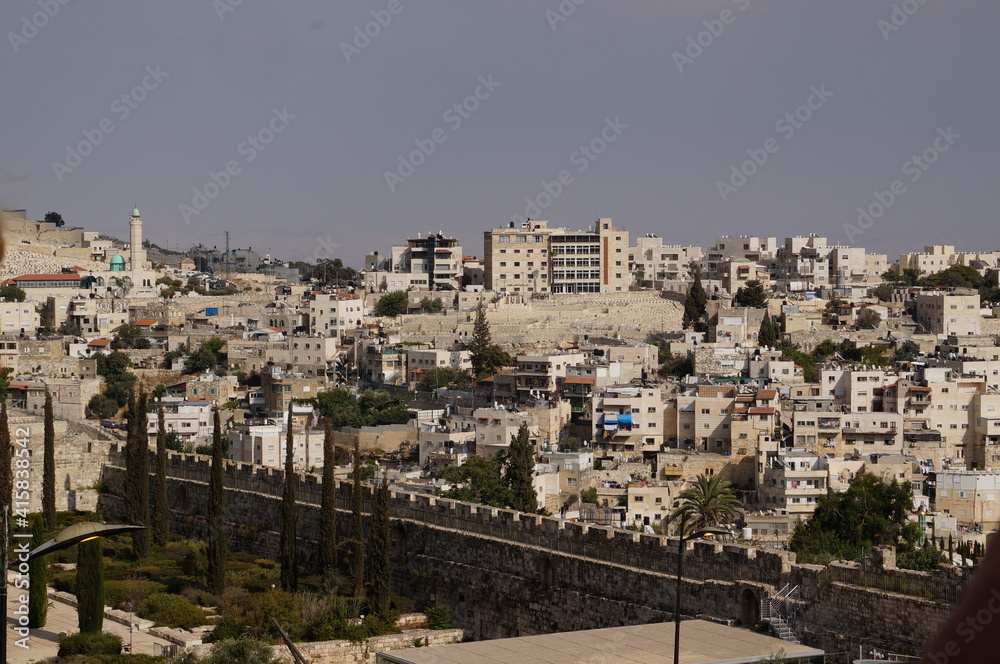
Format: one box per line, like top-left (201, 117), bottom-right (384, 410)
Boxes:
top-left (1, 0), bottom-right (998, 268)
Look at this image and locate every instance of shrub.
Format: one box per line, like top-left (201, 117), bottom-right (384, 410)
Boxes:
top-left (202, 638), bottom-right (283, 664)
top-left (139, 592), bottom-right (208, 630)
top-left (425, 605), bottom-right (452, 630)
top-left (58, 631), bottom-right (123, 656)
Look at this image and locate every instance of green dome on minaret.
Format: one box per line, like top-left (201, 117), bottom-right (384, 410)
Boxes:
top-left (109, 253), bottom-right (127, 271)
top-left (133, 207), bottom-right (140, 216)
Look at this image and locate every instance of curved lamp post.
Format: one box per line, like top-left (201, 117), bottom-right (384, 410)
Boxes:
top-left (671, 514), bottom-right (732, 664)
top-left (26, 522), bottom-right (146, 560)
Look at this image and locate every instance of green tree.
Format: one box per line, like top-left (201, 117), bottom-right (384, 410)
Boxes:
top-left (124, 387), bottom-right (151, 558)
top-left (897, 544), bottom-right (949, 571)
top-left (200, 638), bottom-right (284, 664)
top-left (365, 477), bottom-right (392, 616)
top-left (44, 211), bottom-right (65, 227)
top-left (0, 284), bottom-right (26, 302)
top-left (28, 514), bottom-right (48, 628)
top-left (468, 299), bottom-right (513, 378)
top-left (206, 407), bottom-right (227, 595)
top-left (788, 472), bottom-right (921, 564)
top-left (111, 324), bottom-right (151, 350)
top-left (872, 283), bottom-right (894, 302)
top-left (734, 279), bottom-right (768, 308)
top-left (476, 345), bottom-right (512, 378)
top-left (682, 265), bottom-right (708, 331)
top-left (184, 337), bottom-right (227, 375)
top-left (319, 419), bottom-right (337, 581)
top-left (373, 291), bottom-right (407, 318)
top-left (778, 341), bottom-right (819, 383)
top-left (350, 440), bottom-right (365, 599)
top-left (894, 340), bottom-right (921, 362)
top-left (670, 474), bottom-right (743, 535)
top-left (438, 454), bottom-right (513, 508)
top-left (280, 403), bottom-right (298, 592)
top-left (420, 296), bottom-right (443, 313)
top-left (506, 422), bottom-right (538, 513)
top-left (758, 316), bottom-right (777, 348)
top-left (42, 389), bottom-right (56, 529)
top-left (856, 308), bottom-right (882, 329)
top-left (77, 537), bottom-right (104, 633)
top-left (920, 264), bottom-right (984, 290)
top-left (152, 407), bottom-right (170, 547)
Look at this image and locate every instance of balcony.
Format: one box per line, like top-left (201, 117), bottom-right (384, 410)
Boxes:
top-left (842, 426), bottom-right (897, 435)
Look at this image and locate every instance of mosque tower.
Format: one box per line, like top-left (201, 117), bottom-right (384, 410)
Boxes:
top-left (129, 207), bottom-right (146, 269)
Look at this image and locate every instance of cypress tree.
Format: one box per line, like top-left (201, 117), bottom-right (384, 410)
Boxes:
top-left (28, 514), bottom-right (47, 628)
top-left (0, 397), bottom-right (12, 520)
top-left (134, 388), bottom-right (150, 558)
top-left (319, 418), bottom-right (337, 578)
top-left (682, 266), bottom-right (708, 331)
top-left (206, 407), bottom-right (227, 595)
top-left (758, 316), bottom-right (777, 348)
top-left (365, 477), bottom-right (392, 616)
top-left (350, 439), bottom-right (365, 599)
top-left (152, 407), bottom-right (170, 546)
top-left (507, 422), bottom-right (538, 513)
top-left (280, 402), bottom-right (298, 592)
top-left (469, 299), bottom-right (492, 377)
top-left (77, 537), bottom-right (104, 633)
top-left (42, 389), bottom-right (56, 529)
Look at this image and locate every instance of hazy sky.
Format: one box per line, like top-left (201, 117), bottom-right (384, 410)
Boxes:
top-left (1, 1), bottom-right (997, 267)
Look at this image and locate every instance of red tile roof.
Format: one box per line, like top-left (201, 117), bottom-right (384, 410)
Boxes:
top-left (5, 273), bottom-right (81, 283)
top-left (748, 407), bottom-right (776, 415)
top-left (133, 319), bottom-right (158, 327)
top-left (88, 338), bottom-right (111, 347)
top-left (562, 376), bottom-right (595, 385)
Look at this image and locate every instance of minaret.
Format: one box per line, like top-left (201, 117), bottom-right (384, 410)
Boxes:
top-left (129, 207), bottom-right (146, 269)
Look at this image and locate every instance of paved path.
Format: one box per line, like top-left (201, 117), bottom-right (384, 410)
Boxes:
top-left (4, 574), bottom-right (174, 663)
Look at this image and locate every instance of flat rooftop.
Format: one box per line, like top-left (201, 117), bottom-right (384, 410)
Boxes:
top-left (376, 620), bottom-right (824, 664)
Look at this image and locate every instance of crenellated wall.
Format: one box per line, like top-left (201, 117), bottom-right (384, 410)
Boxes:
top-left (98, 447), bottom-right (966, 658)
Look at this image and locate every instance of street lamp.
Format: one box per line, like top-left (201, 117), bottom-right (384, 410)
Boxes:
top-left (671, 514), bottom-right (727, 664)
top-left (27, 522), bottom-right (146, 559)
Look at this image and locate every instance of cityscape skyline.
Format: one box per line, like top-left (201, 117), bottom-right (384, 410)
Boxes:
top-left (1, 2), bottom-right (997, 265)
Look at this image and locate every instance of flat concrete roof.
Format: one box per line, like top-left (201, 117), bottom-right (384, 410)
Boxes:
top-left (377, 620), bottom-right (824, 664)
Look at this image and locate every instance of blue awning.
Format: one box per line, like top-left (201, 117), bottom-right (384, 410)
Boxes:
top-left (618, 412), bottom-right (632, 426)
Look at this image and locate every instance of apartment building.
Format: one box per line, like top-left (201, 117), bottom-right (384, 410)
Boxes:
top-left (0, 299), bottom-right (39, 336)
top-left (228, 419), bottom-right (326, 470)
top-left (144, 399), bottom-right (216, 445)
top-left (703, 235), bottom-right (777, 272)
top-left (65, 296), bottom-right (129, 338)
top-left (592, 386), bottom-right (664, 454)
top-left (915, 290), bottom-right (982, 337)
top-left (407, 348), bottom-right (472, 373)
top-left (260, 368), bottom-right (326, 415)
top-left (308, 293), bottom-right (364, 340)
top-left (364, 233), bottom-right (464, 292)
top-left (514, 350), bottom-right (586, 400)
top-left (762, 449), bottom-right (828, 518)
top-left (674, 385), bottom-right (737, 453)
top-left (484, 218), bottom-right (630, 295)
top-left (473, 408), bottom-right (539, 457)
top-left (972, 394), bottom-right (1000, 470)
top-left (266, 336), bottom-right (340, 378)
top-left (935, 470), bottom-right (1000, 529)
top-left (629, 235), bottom-right (702, 286)
top-left (626, 483), bottom-right (674, 527)
top-left (898, 245), bottom-right (1000, 277)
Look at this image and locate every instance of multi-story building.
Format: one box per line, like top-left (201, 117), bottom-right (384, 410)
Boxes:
top-left (144, 399), bottom-right (216, 445)
top-left (935, 470), bottom-right (1000, 529)
top-left (674, 385), bottom-right (737, 453)
top-left (65, 296), bottom-right (129, 338)
top-left (972, 394), bottom-right (1000, 470)
top-left (592, 386), bottom-right (664, 455)
top-left (629, 236), bottom-right (702, 287)
top-left (514, 351), bottom-right (586, 400)
top-left (360, 341), bottom-right (407, 387)
top-left (0, 299), bottom-right (39, 336)
top-left (914, 290), bottom-right (982, 337)
top-left (762, 449), bottom-right (828, 518)
top-left (473, 408), bottom-right (539, 457)
top-left (260, 368), bottom-right (326, 415)
top-left (266, 336), bottom-right (340, 379)
top-left (407, 348), bottom-right (473, 374)
top-left (308, 293), bottom-right (365, 340)
top-left (364, 233), bottom-right (464, 292)
top-left (228, 419), bottom-right (325, 470)
top-left (484, 218), bottom-right (630, 295)
top-left (898, 245), bottom-right (1000, 277)
top-left (703, 235), bottom-right (777, 273)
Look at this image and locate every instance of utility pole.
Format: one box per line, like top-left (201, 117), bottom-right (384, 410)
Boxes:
top-left (224, 231), bottom-right (231, 282)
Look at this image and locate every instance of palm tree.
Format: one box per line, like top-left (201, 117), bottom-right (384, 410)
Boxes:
top-left (670, 474), bottom-right (743, 535)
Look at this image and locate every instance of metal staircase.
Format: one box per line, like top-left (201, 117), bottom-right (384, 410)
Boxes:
top-left (760, 583), bottom-right (801, 644)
